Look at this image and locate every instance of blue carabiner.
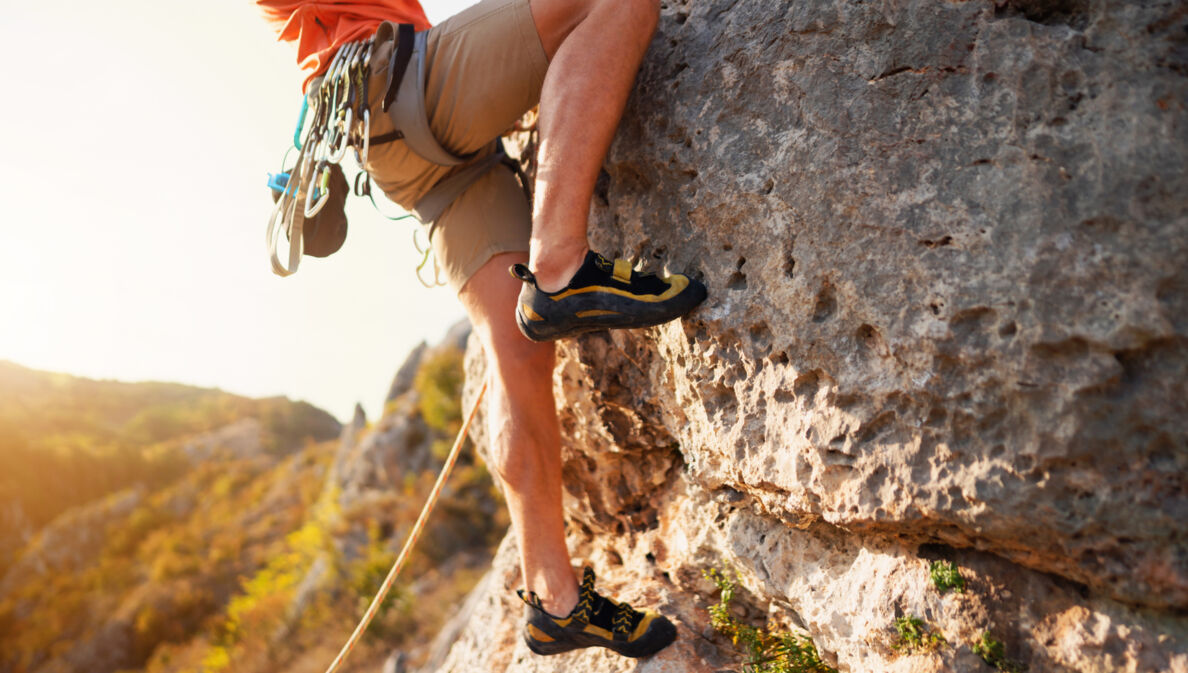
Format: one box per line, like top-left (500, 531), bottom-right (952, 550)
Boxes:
top-left (293, 97), bottom-right (310, 150)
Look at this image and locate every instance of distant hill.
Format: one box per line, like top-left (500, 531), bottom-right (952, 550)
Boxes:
top-left (0, 360), bottom-right (341, 575)
top-left (0, 326), bottom-right (504, 673)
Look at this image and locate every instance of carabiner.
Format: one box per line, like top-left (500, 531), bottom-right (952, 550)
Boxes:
top-left (332, 43), bottom-right (358, 98)
top-left (327, 108), bottom-right (352, 164)
top-left (304, 162), bottom-right (332, 217)
top-left (297, 141), bottom-right (318, 184)
top-left (352, 109), bottom-right (371, 168)
top-left (311, 132), bottom-right (331, 165)
top-left (292, 97), bottom-right (310, 150)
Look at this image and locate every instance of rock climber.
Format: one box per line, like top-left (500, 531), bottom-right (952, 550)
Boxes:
top-left (257, 0), bottom-right (706, 657)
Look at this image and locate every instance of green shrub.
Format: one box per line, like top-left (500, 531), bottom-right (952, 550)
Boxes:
top-left (890, 615), bottom-right (945, 654)
top-left (929, 560), bottom-right (966, 594)
top-left (973, 631), bottom-right (1027, 672)
top-left (347, 531), bottom-right (413, 642)
top-left (414, 348), bottom-right (465, 434)
top-left (703, 566), bottom-right (837, 673)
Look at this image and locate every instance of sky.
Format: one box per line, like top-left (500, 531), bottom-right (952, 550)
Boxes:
top-left (0, 0), bottom-right (481, 422)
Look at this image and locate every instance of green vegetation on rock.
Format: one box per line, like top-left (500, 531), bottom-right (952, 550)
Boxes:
top-left (929, 560), bottom-right (966, 594)
top-left (415, 347), bottom-right (465, 435)
top-left (973, 631), bottom-right (1027, 672)
top-left (703, 565), bottom-right (837, 673)
top-left (890, 615), bottom-right (946, 654)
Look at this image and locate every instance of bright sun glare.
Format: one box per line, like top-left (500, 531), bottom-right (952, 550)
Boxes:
top-left (0, 1), bottom-right (483, 422)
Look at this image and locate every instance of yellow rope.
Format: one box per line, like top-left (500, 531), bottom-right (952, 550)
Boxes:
top-left (323, 379), bottom-right (488, 673)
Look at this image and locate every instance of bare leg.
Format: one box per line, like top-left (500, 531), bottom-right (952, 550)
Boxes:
top-left (460, 251), bottom-right (578, 616)
top-left (527, 0), bottom-right (660, 292)
top-left (452, 0), bottom-right (661, 619)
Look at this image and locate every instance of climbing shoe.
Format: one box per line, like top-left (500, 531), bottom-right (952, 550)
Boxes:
top-left (510, 251), bottom-right (707, 342)
top-left (518, 567), bottom-right (677, 658)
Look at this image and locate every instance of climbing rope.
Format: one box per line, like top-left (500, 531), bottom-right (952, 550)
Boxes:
top-left (323, 379), bottom-right (488, 673)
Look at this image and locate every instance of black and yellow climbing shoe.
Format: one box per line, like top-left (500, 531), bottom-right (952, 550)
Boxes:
top-left (510, 251), bottom-right (707, 342)
top-left (518, 567), bottom-right (677, 658)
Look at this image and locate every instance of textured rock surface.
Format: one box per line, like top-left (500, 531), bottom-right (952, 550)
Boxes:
top-left (433, 0), bottom-right (1187, 671)
top-left (592, 0), bottom-right (1188, 607)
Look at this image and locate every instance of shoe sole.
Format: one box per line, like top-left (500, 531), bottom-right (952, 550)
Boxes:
top-left (524, 618), bottom-right (677, 658)
top-left (516, 281), bottom-right (707, 342)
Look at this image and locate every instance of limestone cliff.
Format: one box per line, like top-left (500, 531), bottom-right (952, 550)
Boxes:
top-left (429, 1), bottom-right (1188, 671)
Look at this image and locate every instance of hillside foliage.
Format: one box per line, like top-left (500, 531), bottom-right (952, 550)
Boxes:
top-left (0, 348), bottom-right (504, 673)
top-left (0, 360), bottom-right (338, 577)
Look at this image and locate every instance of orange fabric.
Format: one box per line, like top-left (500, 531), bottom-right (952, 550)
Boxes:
top-left (258, 0), bottom-right (431, 91)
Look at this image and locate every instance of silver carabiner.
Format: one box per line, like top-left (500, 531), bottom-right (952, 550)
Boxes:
top-left (304, 162), bottom-right (332, 217)
top-left (327, 107), bottom-right (352, 164)
top-left (353, 109), bottom-right (371, 168)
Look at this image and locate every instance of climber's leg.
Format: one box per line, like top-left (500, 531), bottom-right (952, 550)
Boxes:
top-left (459, 251), bottom-right (579, 617)
top-left (525, 0), bottom-right (660, 292)
top-left (459, 251), bottom-right (679, 658)
top-left (505, 0), bottom-right (707, 342)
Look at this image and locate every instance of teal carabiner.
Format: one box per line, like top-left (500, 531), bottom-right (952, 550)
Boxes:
top-left (293, 96), bottom-right (310, 150)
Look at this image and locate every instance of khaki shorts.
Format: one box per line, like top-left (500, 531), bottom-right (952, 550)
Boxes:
top-left (362, 0), bottom-right (548, 292)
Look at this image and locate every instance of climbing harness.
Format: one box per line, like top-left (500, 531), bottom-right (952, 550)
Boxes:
top-left (323, 380), bottom-right (487, 673)
top-left (266, 22), bottom-right (531, 280)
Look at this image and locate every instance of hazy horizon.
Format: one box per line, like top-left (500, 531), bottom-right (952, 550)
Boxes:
top-left (1, 0), bottom-right (481, 422)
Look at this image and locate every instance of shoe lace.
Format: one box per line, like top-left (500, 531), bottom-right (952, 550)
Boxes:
top-left (612, 601), bottom-right (638, 636)
top-left (570, 567), bottom-right (598, 623)
top-left (571, 568), bottom-right (643, 637)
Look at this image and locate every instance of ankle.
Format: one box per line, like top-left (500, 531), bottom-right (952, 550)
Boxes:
top-left (529, 243), bottom-right (589, 293)
top-left (538, 584), bottom-right (579, 617)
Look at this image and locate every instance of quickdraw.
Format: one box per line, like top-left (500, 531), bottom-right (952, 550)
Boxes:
top-left (267, 36), bottom-right (387, 277)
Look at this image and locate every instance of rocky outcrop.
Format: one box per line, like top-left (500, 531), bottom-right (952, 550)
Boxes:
top-left (387, 342), bottom-right (430, 404)
top-left (180, 417), bottom-right (264, 461)
top-left (332, 321), bottom-right (473, 512)
top-left (434, 0), bottom-right (1188, 671)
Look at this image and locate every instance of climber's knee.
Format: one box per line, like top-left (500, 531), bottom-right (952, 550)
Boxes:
top-left (530, 0), bottom-right (659, 60)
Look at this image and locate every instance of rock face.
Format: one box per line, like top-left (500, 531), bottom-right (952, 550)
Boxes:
top-left (434, 1), bottom-right (1187, 672)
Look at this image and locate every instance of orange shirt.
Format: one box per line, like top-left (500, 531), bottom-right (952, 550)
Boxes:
top-left (258, 0), bottom-right (431, 91)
